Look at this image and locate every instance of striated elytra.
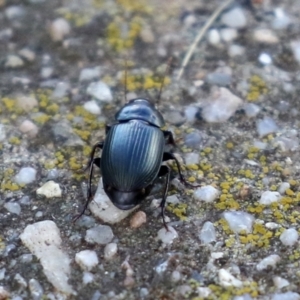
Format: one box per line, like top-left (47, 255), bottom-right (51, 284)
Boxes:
top-left (75, 98), bottom-right (199, 228)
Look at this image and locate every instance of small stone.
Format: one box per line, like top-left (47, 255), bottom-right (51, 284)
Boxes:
top-left (0, 125), bottom-right (6, 142)
top-left (256, 254), bottom-right (280, 271)
top-left (164, 110), bottom-right (186, 126)
top-left (171, 270), bottom-right (181, 282)
top-left (19, 253), bottom-right (33, 263)
top-left (199, 221), bottom-right (216, 244)
top-left (5, 55), bottom-right (24, 68)
top-left (75, 250), bottom-right (99, 271)
top-left (193, 185), bottom-right (220, 203)
top-left (79, 67), bottom-right (101, 82)
top-left (123, 276), bottom-right (135, 288)
top-left (20, 220), bottom-right (74, 295)
top-left (274, 131), bottom-right (299, 152)
top-left (243, 103), bottom-right (260, 118)
top-left (218, 269), bottom-right (242, 288)
top-left (40, 67), bottom-right (53, 79)
top-left (130, 211), bottom-right (147, 228)
top-left (0, 286), bottom-right (10, 300)
top-left (223, 211), bottom-right (254, 233)
top-left (140, 25), bottom-right (155, 43)
top-left (184, 106), bottom-right (198, 124)
top-left (272, 292), bottom-right (300, 300)
top-left (29, 278), bottom-right (43, 300)
top-left (82, 272), bottom-right (94, 285)
top-left (228, 44), bottom-right (245, 57)
top-left (184, 131), bottom-right (203, 148)
top-left (49, 18), bottom-right (71, 42)
top-left (256, 117), bottom-right (279, 137)
top-left (220, 28), bottom-right (238, 42)
top-left (36, 181), bottom-right (62, 198)
top-left (15, 167), bottom-right (37, 185)
top-left (85, 225), bottom-right (114, 245)
top-left (87, 81), bottom-right (113, 103)
top-left (19, 120), bottom-right (39, 138)
top-left (207, 29), bottom-right (221, 45)
top-left (0, 269), bottom-right (5, 281)
top-left (19, 48), bottom-right (36, 62)
top-left (259, 191), bottom-right (282, 205)
top-left (157, 226), bottom-right (178, 245)
top-left (273, 276), bottom-right (289, 289)
top-left (14, 273), bottom-right (27, 289)
top-left (278, 182), bottom-right (290, 195)
top-left (5, 5), bottom-right (25, 20)
top-left (253, 29), bottom-right (279, 44)
top-left (104, 243), bottom-right (118, 260)
top-left (259, 53), bottom-right (272, 65)
top-left (140, 287), bottom-right (149, 298)
top-left (177, 285), bottom-right (192, 297)
top-left (197, 287), bottom-right (212, 298)
top-left (272, 8), bottom-right (291, 30)
top-left (221, 7), bottom-right (247, 28)
top-left (265, 222), bottom-right (280, 230)
top-left (201, 87), bottom-right (243, 123)
top-left (51, 81), bottom-right (70, 99)
top-left (184, 152), bottom-right (200, 166)
top-left (233, 294), bottom-right (253, 300)
top-left (16, 95), bottom-right (38, 111)
top-left (205, 72), bottom-right (232, 86)
top-left (83, 100), bottom-right (101, 115)
top-left (166, 194), bottom-right (180, 204)
top-left (4, 202), bottom-right (21, 215)
top-left (280, 228), bottom-right (299, 246)
top-left (290, 40), bottom-right (300, 63)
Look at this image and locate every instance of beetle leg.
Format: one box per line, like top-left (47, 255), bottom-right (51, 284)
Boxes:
top-left (163, 130), bottom-right (176, 147)
top-left (163, 152), bottom-right (201, 188)
top-left (84, 142), bottom-right (103, 172)
top-left (105, 125), bottom-right (111, 134)
top-left (157, 165), bottom-right (171, 231)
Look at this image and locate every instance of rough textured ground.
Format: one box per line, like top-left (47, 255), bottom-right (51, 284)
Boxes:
top-left (1, 0), bottom-right (300, 299)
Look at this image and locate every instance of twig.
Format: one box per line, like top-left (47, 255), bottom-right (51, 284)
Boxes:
top-left (176, 0), bottom-right (234, 80)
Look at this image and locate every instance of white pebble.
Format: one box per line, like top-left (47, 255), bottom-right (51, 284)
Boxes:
top-left (16, 95), bottom-right (38, 111)
top-left (19, 120), bottom-right (38, 138)
top-left (20, 220), bottom-right (74, 295)
top-left (280, 228), bottom-right (299, 246)
top-left (157, 226), bottom-right (178, 245)
top-left (166, 194), bottom-right (180, 204)
top-left (0, 124), bottom-right (7, 142)
top-left (40, 67), bottom-right (53, 79)
top-left (51, 81), bottom-right (70, 99)
top-left (197, 287), bottom-right (212, 298)
top-left (278, 182), bottom-right (290, 195)
top-left (193, 185), bottom-right (220, 203)
top-left (85, 225), bottom-right (114, 245)
top-left (87, 81), bottom-right (113, 103)
top-left (83, 100), bottom-right (101, 115)
top-left (221, 7), bottom-right (247, 28)
top-left (207, 29), bottom-right (221, 45)
top-left (256, 254), bottom-right (280, 271)
top-left (272, 292), bottom-right (300, 300)
top-left (184, 106), bottom-right (198, 124)
top-left (228, 44), bottom-right (245, 57)
top-left (218, 269), bottom-right (242, 288)
top-left (49, 18), bottom-right (71, 42)
top-left (202, 87), bottom-right (243, 123)
top-left (199, 221), bottom-right (216, 244)
top-left (265, 222), bottom-right (280, 230)
top-left (171, 270), bottom-right (181, 282)
top-left (243, 103), bottom-right (260, 118)
top-left (253, 29), bottom-right (279, 44)
top-left (19, 48), bottom-right (36, 62)
top-left (184, 152), bottom-right (200, 166)
top-left (223, 211), bottom-right (254, 233)
top-left (290, 40), bottom-right (300, 64)
top-left (79, 67), bottom-right (101, 82)
top-left (259, 191), bottom-right (282, 205)
top-left (82, 272), bottom-right (94, 285)
top-left (75, 250), bottom-right (99, 271)
top-left (4, 202), bottom-right (21, 215)
top-left (259, 53), bottom-right (272, 65)
top-left (15, 167), bottom-right (37, 185)
top-left (220, 28), bottom-right (238, 42)
top-left (29, 278), bottom-right (43, 300)
top-left (36, 181), bottom-right (62, 198)
top-left (272, 8), bottom-right (291, 30)
top-left (273, 276), bottom-right (289, 289)
top-left (256, 117), bottom-right (279, 137)
top-left (104, 243), bottom-right (118, 260)
top-left (5, 55), bottom-right (24, 68)
top-left (233, 294), bottom-right (253, 300)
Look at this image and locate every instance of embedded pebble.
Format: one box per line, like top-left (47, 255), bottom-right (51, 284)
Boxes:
top-left (223, 211), bottom-right (254, 233)
top-left (130, 211), bottom-right (147, 228)
top-left (89, 178), bottom-right (137, 223)
top-left (184, 106), bottom-right (198, 123)
top-left (243, 103), bottom-right (260, 118)
top-left (221, 7), bottom-right (247, 28)
top-left (83, 100), bottom-right (101, 115)
top-left (19, 48), bottom-right (36, 62)
top-left (253, 29), bottom-right (279, 44)
top-left (5, 5), bottom-right (25, 20)
top-left (0, 125), bottom-right (6, 142)
top-left (259, 191), bottom-right (282, 205)
top-left (49, 18), bottom-right (71, 42)
top-left (40, 67), bottom-right (53, 79)
top-left (290, 40), bottom-right (300, 63)
top-left (164, 110), bottom-right (186, 126)
top-left (228, 44), bottom-right (245, 57)
top-left (193, 185), bottom-right (220, 203)
top-left (274, 131), bottom-right (299, 152)
top-left (218, 269), bottom-right (242, 288)
top-left (265, 222), bottom-right (280, 230)
top-left (171, 270), bottom-right (181, 282)
top-left (4, 202), bottom-right (21, 215)
top-left (199, 221), bottom-right (216, 244)
top-left (15, 167), bottom-right (37, 185)
top-left (205, 72), bottom-right (232, 86)
top-left (207, 29), bottom-right (221, 45)
top-left (19, 120), bottom-right (38, 138)
top-left (16, 95), bottom-right (38, 111)
top-left (140, 287), bottom-right (149, 298)
top-left (273, 276), bottom-right (289, 289)
top-left (272, 8), bottom-right (291, 30)
top-left (256, 254), bottom-right (281, 271)
top-left (85, 225), bottom-right (114, 245)
top-left (184, 152), bottom-right (200, 166)
top-left (0, 286), bottom-right (10, 299)
top-left (36, 181), bottom-right (62, 198)
top-left (280, 228), bottom-right (299, 246)
top-left (14, 273), bottom-right (27, 289)
top-left (82, 272), bottom-right (94, 285)
top-left (184, 131), bottom-right (203, 148)
top-left (259, 53), bottom-right (272, 65)
top-left (233, 294), bottom-right (253, 300)
top-left (166, 194), bottom-right (180, 204)
top-left (20, 220), bottom-right (74, 295)
top-left (220, 28), bottom-right (238, 43)
top-left (75, 250), bottom-right (99, 271)
top-left (104, 243), bottom-right (118, 260)
top-left (87, 81), bottom-right (113, 103)
top-left (278, 182), bottom-right (290, 195)
top-left (5, 55), bottom-right (24, 68)
top-left (29, 278), bottom-right (43, 300)
top-left (0, 269), bottom-right (5, 281)
top-left (51, 81), bottom-right (70, 99)
top-left (177, 285), bottom-right (192, 297)
top-left (197, 287), bottom-right (212, 298)
top-left (157, 226), bottom-right (178, 245)
top-left (272, 292), bottom-right (300, 300)
top-left (79, 67), bottom-right (101, 82)
top-left (256, 117), bottom-right (279, 137)
top-left (201, 88), bottom-right (243, 123)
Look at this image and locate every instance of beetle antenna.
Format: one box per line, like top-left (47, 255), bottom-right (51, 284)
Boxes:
top-left (156, 57), bottom-right (173, 105)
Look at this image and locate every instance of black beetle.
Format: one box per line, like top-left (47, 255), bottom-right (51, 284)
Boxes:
top-left (75, 98), bottom-right (199, 228)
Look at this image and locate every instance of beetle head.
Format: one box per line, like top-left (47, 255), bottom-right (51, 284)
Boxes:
top-left (104, 184), bottom-right (152, 210)
top-left (115, 98), bottom-right (165, 128)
